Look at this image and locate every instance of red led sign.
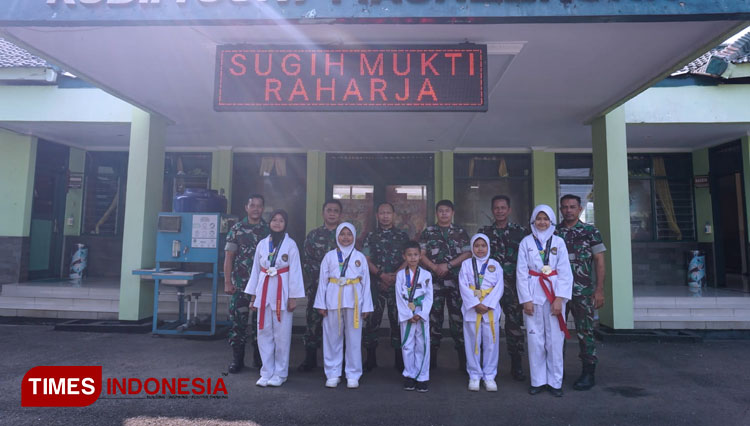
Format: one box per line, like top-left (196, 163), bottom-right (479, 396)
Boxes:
top-left (214, 45), bottom-right (487, 112)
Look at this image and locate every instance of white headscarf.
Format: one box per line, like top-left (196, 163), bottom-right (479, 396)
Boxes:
top-left (530, 204), bottom-right (557, 245)
top-left (470, 233), bottom-right (491, 263)
top-left (335, 222), bottom-right (357, 258)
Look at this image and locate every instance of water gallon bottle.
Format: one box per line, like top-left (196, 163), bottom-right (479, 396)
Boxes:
top-left (687, 250), bottom-right (706, 288)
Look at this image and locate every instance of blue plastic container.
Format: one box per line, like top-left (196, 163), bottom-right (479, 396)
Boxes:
top-left (173, 188), bottom-right (227, 213)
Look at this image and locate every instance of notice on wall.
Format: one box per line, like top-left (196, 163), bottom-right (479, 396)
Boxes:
top-left (191, 214), bottom-right (218, 248)
top-left (214, 44), bottom-right (488, 112)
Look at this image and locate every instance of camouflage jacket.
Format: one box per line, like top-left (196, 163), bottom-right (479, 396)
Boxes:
top-left (225, 217), bottom-right (270, 289)
top-left (302, 225), bottom-right (338, 284)
top-left (361, 226), bottom-right (410, 275)
top-left (419, 223), bottom-right (470, 288)
top-left (555, 221), bottom-right (606, 296)
top-left (478, 222), bottom-right (528, 286)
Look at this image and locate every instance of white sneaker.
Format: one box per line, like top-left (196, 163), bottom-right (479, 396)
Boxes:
top-left (268, 376), bottom-right (286, 387)
top-left (256, 377), bottom-right (269, 387)
top-left (346, 379), bottom-right (359, 389)
top-left (325, 378), bottom-right (340, 388)
top-left (468, 379), bottom-right (480, 392)
top-left (484, 379), bottom-right (498, 392)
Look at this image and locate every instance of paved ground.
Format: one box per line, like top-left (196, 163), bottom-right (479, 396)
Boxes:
top-left (1, 324), bottom-right (749, 426)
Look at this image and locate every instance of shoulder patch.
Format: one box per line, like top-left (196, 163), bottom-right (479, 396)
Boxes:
top-left (281, 254), bottom-right (289, 262)
top-left (551, 247), bottom-right (558, 255)
top-left (355, 260), bottom-right (361, 267)
top-left (488, 265), bottom-right (496, 272)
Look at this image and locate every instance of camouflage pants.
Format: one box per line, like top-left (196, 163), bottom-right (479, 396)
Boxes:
top-left (429, 284), bottom-right (464, 350)
top-left (227, 291), bottom-right (257, 348)
top-left (302, 282), bottom-right (324, 349)
top-left (567, 294), bottom-right (598, 365)
top-left (499, 281), bottom-right (525, 357)
top-left (364, 279), bottom-right (400, 349)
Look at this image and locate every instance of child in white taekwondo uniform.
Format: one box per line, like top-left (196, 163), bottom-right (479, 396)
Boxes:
top-left (314, 222), bottom-right (374, 389)
top-left (516, 204), bottom-right (573, 397)
top-left (246, 209), bottom-right (304, 388)
top-left (395, 240), bottom-right (433, 393)
top-left (458, 233), bottom-right (504, 392)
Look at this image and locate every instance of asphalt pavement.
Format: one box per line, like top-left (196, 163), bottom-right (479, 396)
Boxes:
top-left (1, 324), bottom-right (748, 426)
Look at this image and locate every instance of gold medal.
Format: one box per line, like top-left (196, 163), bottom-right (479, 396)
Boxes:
top-left (266, 266), bottom-right (278, 277)
top-left (541, 265), bottom-right (552, 275)
top-left (474, 289), bottom-right (482, 299)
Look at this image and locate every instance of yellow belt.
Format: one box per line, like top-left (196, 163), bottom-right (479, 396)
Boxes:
top-left (470, 286), bottom-right (496, 355)
top-left (329, 277), bottom-right (362, 334)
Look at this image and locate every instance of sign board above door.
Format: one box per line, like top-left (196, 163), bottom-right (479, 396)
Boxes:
top-left (214, 44), bottom-right (487, 112)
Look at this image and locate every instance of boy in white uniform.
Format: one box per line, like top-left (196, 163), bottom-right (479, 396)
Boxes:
top-left (314, 222), bottom-right (374, 389)
top-left (395, 240), bottom-right (433, 393)
top-left (246, 210), bottom-right (304, 387)
top-left (516, 205), bottom-right (573, 397)
top-left (458, 233), bottom-right (504, 392)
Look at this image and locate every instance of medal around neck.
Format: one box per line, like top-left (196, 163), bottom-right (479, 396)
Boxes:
top-left (541, 265), bottom-right (552, 275)
top-left (266, 266), bottom-right (278, 277)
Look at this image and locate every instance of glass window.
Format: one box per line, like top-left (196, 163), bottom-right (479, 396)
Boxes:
top-left (454, 154), bottom-right (532, 232)
top-left (333, 184), bottom-right (374, 247)
top-left (82, 152), bottom-right (128, 235)
top-left (162, 153), bottom-right (212, 212)
top-left (629, 179), bottom-right (653, 241)
top-left (386, 185), bottom-right (427, 240)
top-left (556, 154), bottom-right (595, 225)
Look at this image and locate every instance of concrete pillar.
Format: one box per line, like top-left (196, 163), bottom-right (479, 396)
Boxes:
top-left (592, 107), bottom-right (634, 330)
top-left (434, 150), bottom-right (454, 203)
top-left (305, 151), bottom-right (326, 234)
top-left (211, 148), bottom-right (233, 208)
top-left (118, 108), bottom-right (167, 320)
top-left (741, 134), bottom-right (750, 245)
top-left (532, 150), bottom-right (557, 208)
top-left (0, 129), bottom-right (37, 283)
top-left (63, 148), bottom-right (86, 237)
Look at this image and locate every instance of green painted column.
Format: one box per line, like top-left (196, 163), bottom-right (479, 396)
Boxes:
top-left (64, 148), bottom-right (86, 237)
top-left (741, 134), bottom-right (750, 245)
top-left (305, 151), bottom-right (326, 234)
top-left (592, 107), bottom-right (634, 330)
top-left (532, 150), bottom-right (557, 208)
top-left (434, 150), bottom-right (454, 203)
top-left (692, 148), bottom-right (714, 244)
top-left (211, 148), bottom-right (233, 208)
top-left (118, 108), bottom-right (167, 321)
top-left (0, 129), bottom-right (36, 237)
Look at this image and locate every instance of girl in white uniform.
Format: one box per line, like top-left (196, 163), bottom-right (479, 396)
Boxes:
top-left (246, 209), bottom-right (305, 388)
top-left (516, 204), bottom-right (573, 397)
top-left (395, 240), bottom-right (433, 392)
top-left (458, 233), bottom-right (504, 392)
top-left (314, 222), bottom-right (373, 389)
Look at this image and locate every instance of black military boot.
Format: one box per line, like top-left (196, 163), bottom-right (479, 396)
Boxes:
top-left (228, 345), bottom-right (245, 374)
top-left (297, 347), bottom-right (317, 372)
top-left (364, 347), bottom-right (378, 372)
top-left (511, 354), bottom-right (526, 382)
top-left (457, 348), bottom-right (467, 373)
top-left (394, 348), bottom-right (404, 372)
top-left (429, 347), bottom-right (438, 370)
top-left (573, 363), bottom-right (596, 390)
top-left (252, 342), bottom-right (262, 369)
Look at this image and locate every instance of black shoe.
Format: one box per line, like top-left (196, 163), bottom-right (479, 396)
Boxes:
top-left (252, 342), bottom-right (262, 369)
top-left (416, 381), bottom-right (429, 393)
top-left (457, 348), bottom-right (467, 373)
top-left (364, 347), bottom-right (378, 373)
top-left (297, 347), bottom-right (317, 372)
top-left (548, 386), bottom-right (564, 397)
top-left (403, 377), bottom-right (416, 391)
top-left (528, 385), bottom-right (546, 395)
top-left (510, 354), bottom-right (526, 382)
top-left (429, 347), bottom-right (438, 371)
top-left (573, 364), bottom-right (596, 391)
top-left (228, 345), bottom-right (245, 374)
top-left (394, 349), bottom-right (404, 372)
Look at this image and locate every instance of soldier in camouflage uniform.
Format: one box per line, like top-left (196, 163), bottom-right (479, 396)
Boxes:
top-left (556, 194), bottom-right (606, 391)
top-left (362, 202), bottom-right (410, 372)
top-left (297, 199), bottom-right (342, 372)
top-left (478, 195), bottom-right (529, 382)
top-left (419, 200), bottom-right (471, 371)
top-left (224, 194), bottom-right (270, 374)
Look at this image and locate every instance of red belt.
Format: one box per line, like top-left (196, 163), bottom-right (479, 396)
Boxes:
top-left (258, 266), bottom-right (290, 330)
top-left (528, 269), bottom-right (571, 339)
